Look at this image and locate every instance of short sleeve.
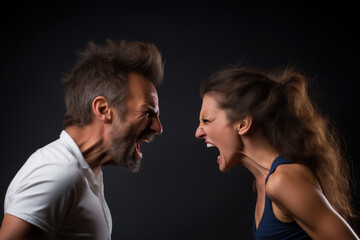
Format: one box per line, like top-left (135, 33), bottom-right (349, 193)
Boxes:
top-left (5, 161), bottom-right (80, 236)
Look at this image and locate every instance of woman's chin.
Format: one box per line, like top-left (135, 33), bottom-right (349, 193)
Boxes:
top-left (218, 155), bottom-right (241, 172)
top-left (218, 156), bottom-right (229, 172)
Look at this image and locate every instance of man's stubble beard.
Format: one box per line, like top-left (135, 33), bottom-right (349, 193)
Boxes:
top-left (107, 123), bottom-right (141, 172)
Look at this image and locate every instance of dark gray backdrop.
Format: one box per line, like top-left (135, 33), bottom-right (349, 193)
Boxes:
top-left (1, 1), bottom-right (359, 239)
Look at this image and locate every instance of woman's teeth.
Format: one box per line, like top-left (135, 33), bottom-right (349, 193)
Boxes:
top-left (207, 143), bottom-right (215, 148)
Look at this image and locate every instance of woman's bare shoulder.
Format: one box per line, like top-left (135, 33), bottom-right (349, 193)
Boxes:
top-left (266, 162), bottom-right (321, 202)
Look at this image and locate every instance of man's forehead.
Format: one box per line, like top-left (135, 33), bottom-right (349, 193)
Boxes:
top-left (128, 72), bottom-right (155, 89)
top-left (143, 90), bottom-right (159, 107)
top-left (126, 72), bottom-right (158, 100)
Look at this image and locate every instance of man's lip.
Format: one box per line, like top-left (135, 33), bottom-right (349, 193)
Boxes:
top-left (136, 137), bottom-right (153, 151)
top-left (138, 138), bottom-right (151, 143)
top-left (137, 133), bottom-right (155, 143)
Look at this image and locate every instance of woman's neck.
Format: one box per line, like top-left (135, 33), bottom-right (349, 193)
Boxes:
top-left (239, 133), bottom-right (279, 182)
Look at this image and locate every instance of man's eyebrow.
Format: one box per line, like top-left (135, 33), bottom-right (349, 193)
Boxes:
top-left (140, 105), bottom-right (158, 114)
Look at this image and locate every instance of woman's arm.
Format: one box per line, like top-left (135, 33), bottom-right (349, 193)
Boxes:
top-left (266, 164), bottom-right (359, 240)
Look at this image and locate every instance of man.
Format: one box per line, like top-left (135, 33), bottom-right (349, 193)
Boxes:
top-left (0, 39), bottom-right (164, 239)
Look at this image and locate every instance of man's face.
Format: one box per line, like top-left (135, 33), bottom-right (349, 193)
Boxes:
top-left (107, 72), bottom-right (162, 171)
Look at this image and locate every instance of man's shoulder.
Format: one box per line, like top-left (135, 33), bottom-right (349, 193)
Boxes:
top-left (30, 133), bottom-right (79, 168)
top-left (11, 133), bottom-right (83, 188)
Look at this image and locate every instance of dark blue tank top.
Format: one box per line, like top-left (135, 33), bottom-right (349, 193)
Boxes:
top-left (253, 156), bottom-right (312, 240)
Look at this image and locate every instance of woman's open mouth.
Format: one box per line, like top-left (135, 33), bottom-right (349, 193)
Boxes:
top-left (206, 142), bottom-right (220, 163)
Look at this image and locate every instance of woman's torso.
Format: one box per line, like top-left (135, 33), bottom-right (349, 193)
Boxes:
top-left (253, 156), bottom-right (312, 240)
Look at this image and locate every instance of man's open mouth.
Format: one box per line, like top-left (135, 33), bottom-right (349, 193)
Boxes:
top-left (135, 130), bottom-right (155, 158)
top-left (136, 138), bottom-right (150, 156)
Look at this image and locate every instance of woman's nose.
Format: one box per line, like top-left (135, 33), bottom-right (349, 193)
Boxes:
top-left (195, 125), bottom-right (206, 139)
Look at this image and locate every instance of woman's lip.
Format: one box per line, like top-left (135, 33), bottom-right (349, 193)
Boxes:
top-left (205, 141), bottom-right (216, 147)
top-left (204, 141), bottom-right (219, 163)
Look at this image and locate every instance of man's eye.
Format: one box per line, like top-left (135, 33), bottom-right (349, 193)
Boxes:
top-left (202, 118), bottom-right (210, 123)
top-left (145, 111), bottom-right (155, 118)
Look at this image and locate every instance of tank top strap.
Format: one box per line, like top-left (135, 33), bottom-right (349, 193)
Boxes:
top-left (255, 156), bottom-right (312, 239)
top-left (265, 156), bottom-right (293, 184)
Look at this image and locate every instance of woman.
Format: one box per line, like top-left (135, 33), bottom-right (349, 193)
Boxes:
top-left (195, 64), bottom-right (359, 239)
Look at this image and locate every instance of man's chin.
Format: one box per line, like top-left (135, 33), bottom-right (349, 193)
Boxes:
top-left (127, 157), bottom-right (141, 172)
top-left (128, 150), bottom-right (143, 172)
top-left (106, 155), bottom-right (141, 172)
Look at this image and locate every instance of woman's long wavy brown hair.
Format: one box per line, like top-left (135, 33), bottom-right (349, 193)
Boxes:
top-left (200, 64), bottom-right (355, 222)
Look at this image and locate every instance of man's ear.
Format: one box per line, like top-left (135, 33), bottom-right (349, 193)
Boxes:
top-left (92, 96), bottom-right (113, 124)
top-left (237, 115), bottom-right (252, 135)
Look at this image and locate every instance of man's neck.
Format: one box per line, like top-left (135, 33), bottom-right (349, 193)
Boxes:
top-left (65, 123), bottom-right (110, 177)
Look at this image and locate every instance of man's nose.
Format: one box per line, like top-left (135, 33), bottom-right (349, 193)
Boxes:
top-left (150, 116), bottom-right (163, 134)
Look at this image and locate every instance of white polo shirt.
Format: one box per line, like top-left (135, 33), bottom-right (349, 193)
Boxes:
top-left (4, 131), bottom-right (112, 239)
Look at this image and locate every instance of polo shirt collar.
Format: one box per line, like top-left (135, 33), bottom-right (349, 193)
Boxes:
top-left (59, 130), bottom-right (103, 188)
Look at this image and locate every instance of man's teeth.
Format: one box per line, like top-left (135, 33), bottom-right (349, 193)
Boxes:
top-left (207, 143), bottom-right (215, 148)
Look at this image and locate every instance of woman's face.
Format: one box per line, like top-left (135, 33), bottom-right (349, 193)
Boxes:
top-left (195, 94), bottom-right (243, 172)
